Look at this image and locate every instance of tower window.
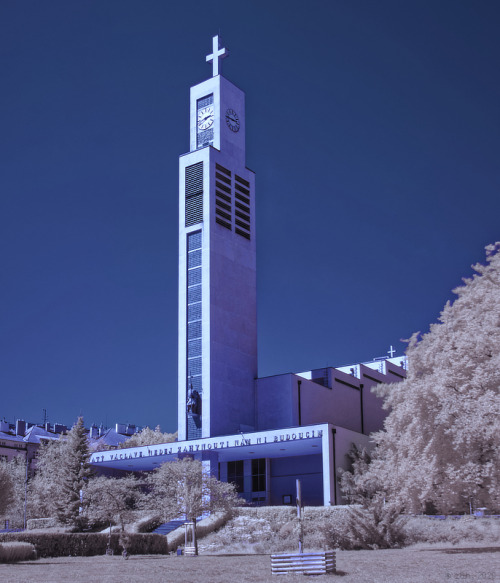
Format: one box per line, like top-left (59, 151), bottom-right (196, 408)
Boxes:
top-left (187, 357), bottom-right (202, 376)
top-left (188, 267), bottom-right (202, 286)
top-left (187, 339), bottom-right (201, 357)
top-left (186, 229), bottom-right (203, 440)
top-left (188, 231), bottom-right (202, 251)
top-left (188, 285), bottom-right (202, 303)
top-left (185, 162), bottom-right (203, 226)
top-left (188, 249), bottom-right (202, 268)
top-left (187, 303), bottom-right (201, 321)
top-left (187, 321), bottom-right (202, 341)
top-left (197, 95), bottom-right (213, 109)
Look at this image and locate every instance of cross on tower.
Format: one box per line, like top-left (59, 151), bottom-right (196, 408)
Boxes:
top-left (206, 35), bottom-right (228, 77)
top-left (387, 345), bottom-right (396, 358)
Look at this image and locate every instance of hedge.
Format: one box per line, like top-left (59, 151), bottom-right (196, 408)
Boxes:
top-left (0, 542), bottom-right (37, 563)
top-left (0, 532), bottom-right (168, 557)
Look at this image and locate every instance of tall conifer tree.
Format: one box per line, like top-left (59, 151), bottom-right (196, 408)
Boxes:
top-left (54, 417), bottom-right (93, 526)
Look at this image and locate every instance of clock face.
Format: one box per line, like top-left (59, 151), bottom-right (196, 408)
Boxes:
top-left (225, 108), bottom-right (240, 132)
top-left (197, 105), bottom-right (214, 131)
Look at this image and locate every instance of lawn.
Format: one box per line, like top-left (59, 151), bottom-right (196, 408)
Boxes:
top-left (1, 543), bottom-right (499, 583)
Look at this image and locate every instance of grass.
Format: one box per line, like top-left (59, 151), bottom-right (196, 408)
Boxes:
top-left (0, 544), bottom-right (499, 583)
top-left (3, 508), bottom-right (499, 581)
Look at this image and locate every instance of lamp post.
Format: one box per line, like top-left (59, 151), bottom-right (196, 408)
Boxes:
top-left (296, 479), bottom-right (304, 554)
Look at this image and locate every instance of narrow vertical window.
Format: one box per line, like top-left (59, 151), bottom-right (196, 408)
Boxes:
top-left (185, 162), bottom-right (203, 226)
top-left (186, 230), bottom-right (203, 439)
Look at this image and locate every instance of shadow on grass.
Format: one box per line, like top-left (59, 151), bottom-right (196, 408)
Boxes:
top-left (426, 547), bottom-right (500, 554)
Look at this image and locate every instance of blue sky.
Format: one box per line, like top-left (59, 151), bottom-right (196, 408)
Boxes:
top-left (1, 0), bottom-right (499, 432)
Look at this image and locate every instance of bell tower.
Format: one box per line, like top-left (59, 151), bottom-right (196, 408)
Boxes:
top-left (178, 36), bottom-right (257, 441)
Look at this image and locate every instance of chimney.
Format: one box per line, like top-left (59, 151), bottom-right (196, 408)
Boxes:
top-left (115, 423), bottom-right (127, 435)
top-left (16, 419), bottom-right (26, 436)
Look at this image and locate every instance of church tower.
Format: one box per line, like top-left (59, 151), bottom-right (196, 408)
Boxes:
top-left (178, 36), bottom-right (257, 441)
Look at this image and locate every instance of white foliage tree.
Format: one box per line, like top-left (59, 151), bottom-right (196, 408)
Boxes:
top-left (28, 439), bottom-right (65, 519)
top-left (370, 243), bottom-right (500, 513)
top-left (147, 458), bottom-right (238, 523)
top-left (0, 463), bottom-right (15, 518)
top-left (118, 426), bottom-right (177, 449)
top-left (83, 474), bottom-right (143, 531)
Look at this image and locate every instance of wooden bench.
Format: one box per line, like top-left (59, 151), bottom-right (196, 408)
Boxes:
top-left (271, 551), bottom-right (336, 575)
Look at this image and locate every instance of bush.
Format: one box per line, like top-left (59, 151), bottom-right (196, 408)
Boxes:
top-left (27, 517), bottom-right (59, 530)
top-left (0, 542), bottom-right (37, 562)
top-left (403, 516), bottom-right (500, 546)
top-left (322, 501), bottom-right (408, 550)
top-left (0, 532), bottom-right (168, 557)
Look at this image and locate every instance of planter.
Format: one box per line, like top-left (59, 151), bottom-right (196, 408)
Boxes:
top-left (271, 551), bottom-right (336, 575)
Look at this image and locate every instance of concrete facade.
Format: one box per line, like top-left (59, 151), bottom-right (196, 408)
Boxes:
top-left (91, 423), bottom-right (372, 506)
top-left (90, 36), bottom-right (408, 507)
top-left (178, 62), bottom-right (257, 441)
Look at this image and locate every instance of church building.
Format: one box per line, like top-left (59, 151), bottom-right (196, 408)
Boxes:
top-left (90, 37), bottom-right (407, 506)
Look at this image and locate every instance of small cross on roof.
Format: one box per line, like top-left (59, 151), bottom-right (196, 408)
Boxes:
top-left (387, 345), bottom-right (396, 358)
top-left (206, 35), bottom-right (228, 77)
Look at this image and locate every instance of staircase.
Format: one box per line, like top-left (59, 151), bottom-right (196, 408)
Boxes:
top-left (153, 519), bottom-right (187, 536)
top-left (153, 516), bottom-right (204, 536)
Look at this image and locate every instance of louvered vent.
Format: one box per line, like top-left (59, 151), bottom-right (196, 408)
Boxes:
top-left (185, 162), bottom-right (203, 226)
top-left (234, 175), bottom-right (251, 239)
top-left (212, 164), bottom-right (252, 239)
top-left (215, 163), bottom-right (232, 231)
